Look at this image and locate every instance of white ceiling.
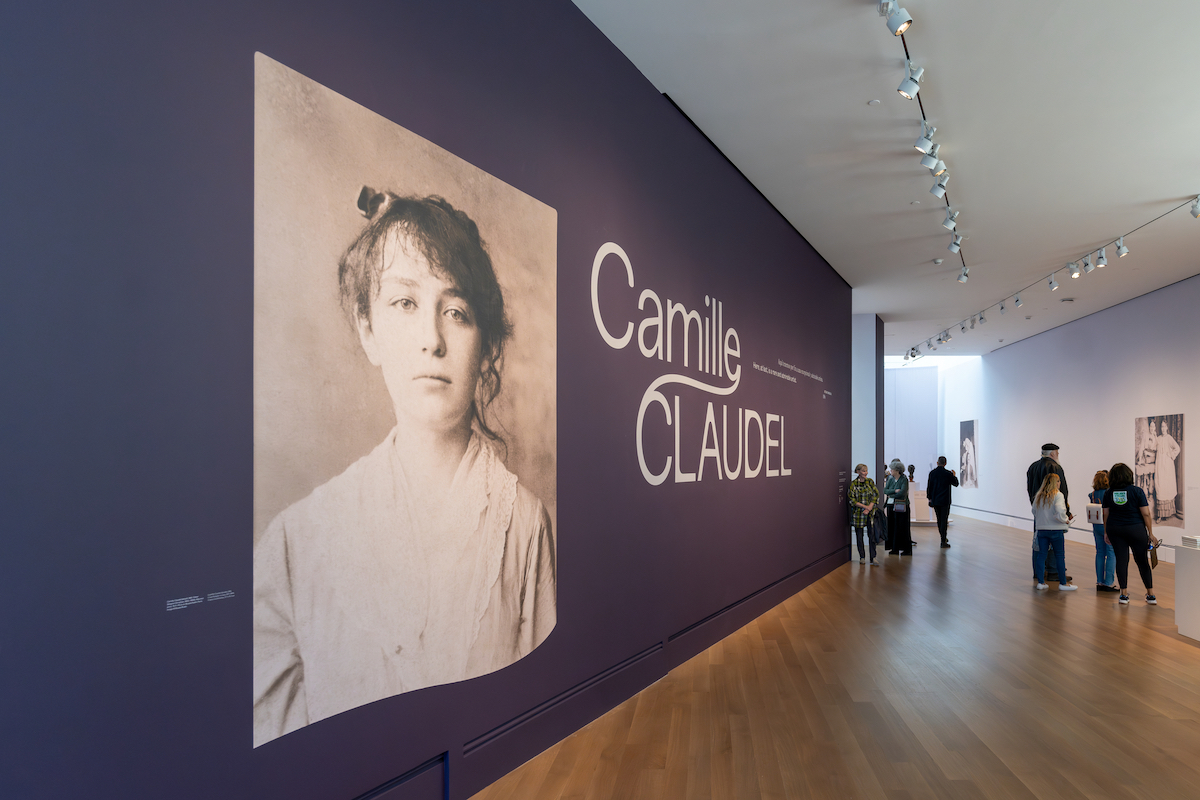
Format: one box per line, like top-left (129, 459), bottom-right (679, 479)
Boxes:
top-left (572, 0), bottom-right (1200, 355)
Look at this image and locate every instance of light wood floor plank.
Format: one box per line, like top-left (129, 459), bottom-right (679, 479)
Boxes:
top-left (470, 518), bottom-right (1199, 800)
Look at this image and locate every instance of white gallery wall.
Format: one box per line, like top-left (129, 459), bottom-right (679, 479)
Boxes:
top-left (884, 365), bottom-right (938, 479)
top-left (938, 274), bottom-right (1200, 563)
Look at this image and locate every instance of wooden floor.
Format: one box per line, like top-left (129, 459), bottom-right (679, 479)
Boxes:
top-left (471, 517), bottom-right (1200, 800)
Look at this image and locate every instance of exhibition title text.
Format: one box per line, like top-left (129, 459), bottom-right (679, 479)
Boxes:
top-left (591, 243), bottom-right (792, 486)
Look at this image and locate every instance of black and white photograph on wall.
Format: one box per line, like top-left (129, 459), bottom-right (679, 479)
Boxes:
top-left (1135, 414), bottom-right (1183, 528)
top-left (252, 54), bottom-right (558, 747)
top-left (959, 420), bottom-right (978, 488)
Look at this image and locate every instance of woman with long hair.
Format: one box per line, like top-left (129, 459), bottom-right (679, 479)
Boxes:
top-left (1089, 470), bottom-right (1118, 592)
top-left (1102, 462), bottom-right (1160, 605)
top-left (1032, 473), bottom-right (1076, 591)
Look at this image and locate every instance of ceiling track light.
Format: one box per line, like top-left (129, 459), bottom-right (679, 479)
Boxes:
top-left (898, 60), bottom-right (923, 100)
top-left (1049, 274), bottom-right (1059, 291)
top-left (919, 142), bottom-right (941, 170)
top-left (999, 301), bottom-right (1006, 315)
top-left (1068, 261), bottom-right (1081, 279)
top-left (960, 321), bottom-right (967, 333)
top-left (979, 311), bottom-right (986, 324)
top-left (943, 329), bottom-right (952, 342)
top-left (1096, 247), bottom-right (1107, 268)
top-left (1192, 196), bottom-right (1200, 218)
top-left (970, 316), bottom-right (976, 329)
top-left (957, 266), bottom-right (969, 283)
top-left (931, 171), bottom-right (950, 198)
top-left (1116, 236), bottom-right (1129, 257)
top-left (1081, 254), bottom-right (1091, 272)
top-left (930, 159), bottom-right (947, 176)
top-left (942, 208), bottom-right (959, 231)
top-left (880, 1), bottom-right (913, 36)
top-left (1015, 294), bottom-right (1023, 307)
top-left (948, 234), bottom-right (962, 254)
top-left (914, 122), bottom-right (936, 154)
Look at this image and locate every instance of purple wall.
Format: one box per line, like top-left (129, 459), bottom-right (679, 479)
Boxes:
top-left (0, 1), bottom-right (850, 798)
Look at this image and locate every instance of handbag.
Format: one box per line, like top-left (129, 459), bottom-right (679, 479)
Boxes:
top-left (1150, 542), bottom-right (1159, 569)
top-left (894, 501), bottom-right (907, 513)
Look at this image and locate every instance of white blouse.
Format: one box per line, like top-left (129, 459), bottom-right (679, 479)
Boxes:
top-left (253, 429), bottom-right (556, 746)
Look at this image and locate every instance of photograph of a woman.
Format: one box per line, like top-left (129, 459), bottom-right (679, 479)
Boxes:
top-left (252, 56), bottom-right (558, 747)
top-left (1135, 415), bottom-right (1183, 528)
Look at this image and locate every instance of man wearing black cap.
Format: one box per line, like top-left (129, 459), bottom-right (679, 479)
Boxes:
top-left (1027, 443), bottom-right (1072, 582)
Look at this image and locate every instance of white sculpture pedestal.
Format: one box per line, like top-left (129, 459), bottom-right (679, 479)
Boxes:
top-left (1177, 546), bottom-right (1200, 642)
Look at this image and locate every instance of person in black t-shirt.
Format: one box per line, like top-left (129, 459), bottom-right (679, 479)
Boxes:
top-left (1101, 462), bottom-right (1161, 606)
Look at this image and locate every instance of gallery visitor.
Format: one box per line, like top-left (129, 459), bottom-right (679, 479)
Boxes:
top-left (253, 191), bottom-right (558, 746)
top-left (1031, 473), bottom-right (1076, 591)
top-left (848, 463), bottom-right (880, 565)
top-left (1102, 462), bottom-right (1160, 606)
top-left (884, 458), bottom-right (912, 556)
top-left (1026, 443), bottom-right (1071, 584)
top-left (1153, 420), bottom-right (1181, 522)
top-left (926, 456), bottom-right (959, 548)
top-left (1088, 470), bottom-right (1118, 592)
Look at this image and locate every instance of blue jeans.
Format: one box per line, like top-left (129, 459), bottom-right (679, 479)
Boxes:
top-left (1034, 530), bottom-right (1067, 585)
top-left (1093, 527), bottom-right (1115, 586)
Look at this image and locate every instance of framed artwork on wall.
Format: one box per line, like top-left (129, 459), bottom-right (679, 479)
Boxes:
top-left (1134, 414), bottom-right (1183, 528)
top-left (253, 55), bottom-right (558, 747)
top-left (959, 420), bottom-right (978, 488)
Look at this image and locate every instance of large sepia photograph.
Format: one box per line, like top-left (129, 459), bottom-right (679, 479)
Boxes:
top-left (1134, 414), bottom-right (1183, 528)
top-left (253, 55), bottom-right (558, 747)
top-left (959, 420), bottom-right (978, 489)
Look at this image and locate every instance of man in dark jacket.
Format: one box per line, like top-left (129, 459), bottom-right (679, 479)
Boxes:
top-left (1026, 443), bottom-right (1072, 582)
top-left (926, 457), bottom-right (959, 548)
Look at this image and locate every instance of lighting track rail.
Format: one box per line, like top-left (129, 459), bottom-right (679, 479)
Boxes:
top-left (902, 196), bottom-right (1200, 359)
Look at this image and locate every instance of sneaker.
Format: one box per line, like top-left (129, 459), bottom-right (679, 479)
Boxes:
top-left (860, 557), bottom-right (866, 563)
top-left (1036, 583), bottom-right (1048, 590)
top-left (1146, 595), bottom-right (1157, 605)
top-left (940, 541), bottom-right (951, 548)
top-left (1119, 595), bottom-right (1129, 605)
top-left (870, 559), bottom-right (879, 566)
top-left (1058, 583), bottom-right (1077, 591)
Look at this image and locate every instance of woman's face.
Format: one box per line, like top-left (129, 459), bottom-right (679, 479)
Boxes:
top-left (857, 466), bottom-right (868, 479)
top-left (357, 233), bottom-right (484, 435)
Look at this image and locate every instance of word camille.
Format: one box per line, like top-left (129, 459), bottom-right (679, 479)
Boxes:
top-left (591, 242), bottom-right (793, 486)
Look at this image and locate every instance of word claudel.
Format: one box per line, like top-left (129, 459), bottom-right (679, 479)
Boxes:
top-left (591, 242), bottom-right (793, 486)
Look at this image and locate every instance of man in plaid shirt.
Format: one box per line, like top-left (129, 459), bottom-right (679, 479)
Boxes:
top-left (848, 463), bottom-right (880, 564)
